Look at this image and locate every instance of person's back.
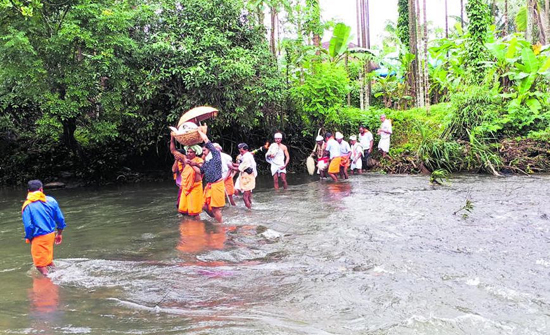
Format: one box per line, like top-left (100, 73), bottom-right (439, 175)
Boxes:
top-left (22, 196), bottom-right (64, 239)
top-left (22, 180), bottom-right (66, 276)
top-left (326, 138), bottom-right (340, 159)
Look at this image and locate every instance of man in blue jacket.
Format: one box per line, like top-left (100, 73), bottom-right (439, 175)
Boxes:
top-left (21, 180), bottom-right (67, 276)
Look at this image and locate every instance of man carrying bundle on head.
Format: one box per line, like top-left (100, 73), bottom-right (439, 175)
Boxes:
top-left (198, 130), bottom-right (225, 223)
top-left (21, 180), bottom-right (67, 276)
top-left (266, 132), bottom-right (290, 190)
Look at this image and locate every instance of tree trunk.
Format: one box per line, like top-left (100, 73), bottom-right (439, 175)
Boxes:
top-left (416, 0), bottom-right (424, 107)
top-left (445, 0), bottom-right (449, 39)
top-left (365, 0), bottom-right (371, 108)
top-left (546, 0), bottom-right (550, 44)
top-left (270, 6), bottom-right (277, 56)
top-left (356, 0), bottom-right (361, 46)
top-left (504, 0), bottom-right (508, 35)
top-left (408, 0), bottom-right (419, 106)
top-left (460, 0), bottom-right (464, 29)
top-left (423, 0), bottom-right (430, 111)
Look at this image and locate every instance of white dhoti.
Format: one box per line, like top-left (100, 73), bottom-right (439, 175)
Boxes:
top-left (266, 143), bottom-right (286, 176)
top-left (351, 159), bottom-right (362, 170)
top-left (378, 137), bottom-right (390, 153)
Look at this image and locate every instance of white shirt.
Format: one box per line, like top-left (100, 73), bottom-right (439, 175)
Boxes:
top-left (326, 138), bottom-right (341, 159)
top-left (339, 140), bottom-right (351, 155)
top-left (380, 120), bottom-right (392, 139)
top-left (220, 152), bottom-right (233, 179)
top-left (359, 131), bottom-right (373, 150)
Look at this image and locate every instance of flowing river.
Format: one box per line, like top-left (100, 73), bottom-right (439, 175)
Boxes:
top-left (1, 174), bottom-right (550, 334)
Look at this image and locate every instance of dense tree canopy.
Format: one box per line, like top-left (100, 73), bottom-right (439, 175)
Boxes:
top-left (1, 0), bottom-right (549, 185)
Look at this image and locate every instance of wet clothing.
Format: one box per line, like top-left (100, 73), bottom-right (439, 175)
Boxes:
top-left (31, 232), bottom-right (56, 267)
top-left (237, 152), bottom-right (257, 192)
top-left (351, 143), bottom-right (364, 170)
top-left (178, 157), bottom-right (204, 215)
top-left (21, 191), bottom-right (66, 268)
top-left (22, 192), bottom-right (66, 241)
top-left (266, 143), bottom-right (286, 176)
top-left (325, 138), bottom-right (340, 159)
top-left (204, 179), bottom-right (226, 210)
top-left (328, 157), bottom-right (342, 174)
top-left (200, 142), bottom-right (222, 184)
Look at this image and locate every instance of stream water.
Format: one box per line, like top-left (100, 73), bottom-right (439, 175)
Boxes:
top-left (1, 174), bottom-right (550, 334)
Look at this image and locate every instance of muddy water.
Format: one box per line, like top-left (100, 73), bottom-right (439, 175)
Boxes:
top-left (1, 174), bottom-right (550, 334)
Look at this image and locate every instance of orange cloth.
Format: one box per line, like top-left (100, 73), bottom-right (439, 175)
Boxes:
top-left (224, 175), bottom-right (235, 196)
top-left (31, 232), bottom-right (55, 267)
top-left (340, 156), bottom-right (350, 168)
top-left (22, 191), bottom-right (46, 212)
top-left (328, 156), bottom-right (342, 174)
top-left (179, 157), bottom-right (204, 215)
top-left (204, 179), bottom-right (226, 210)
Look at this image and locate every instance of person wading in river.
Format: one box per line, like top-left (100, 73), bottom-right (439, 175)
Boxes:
top-left (337, 132), bottom-right (351, 179)
top-left (358, 125), bottom-right (373, 171)
top-left (325, 132), bottom-right (342, 182)
top-left (266, 132), bottom-right (290, 190)
top-left (213, 143), bottom-right (236, 206)
top-left (170, 135), bottom-right (203, 217)
top-left (198, 130), bottom-right (225, 223)
top-left (234, 143), bottom-right (257, 209)
top-left (21, 180), bottom-right (67, 276)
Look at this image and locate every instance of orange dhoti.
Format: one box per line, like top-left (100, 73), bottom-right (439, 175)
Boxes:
top-left (179, 181), bottom-right (203, 215)
top-left (178, 158), bottom-right (204, 215)
top-left (224, 176), bottom-right (235, 196)
top-left (340, 156), bottom-right (350, 168)
top-left (328, 157), bottom-right (342, 174)
top-left (204, 179), bottom-right (226, 210)
top-left (31, 232), bottom-right (56, 267)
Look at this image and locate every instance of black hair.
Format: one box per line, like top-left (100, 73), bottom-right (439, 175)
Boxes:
top-left (325, 132), bottom-right (332, 139)
top-left (237, 143), bottom-right (249, 150)
top-left (176, 149), bottom-right (186, 155)
top-left (28, 180), bottom-right (43, 192)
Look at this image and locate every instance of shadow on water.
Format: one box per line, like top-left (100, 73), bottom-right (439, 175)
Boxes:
top-left (1, 173), bottom-right (550, 333)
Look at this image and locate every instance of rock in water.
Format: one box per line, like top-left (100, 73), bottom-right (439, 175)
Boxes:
top-left (44, 182), bottom-right (65, 189)
top-left (258, 228), bottom-right (283, 242)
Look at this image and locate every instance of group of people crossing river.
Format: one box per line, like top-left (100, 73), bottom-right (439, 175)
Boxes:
top-left (169, 114), bottom-right (393, 221)
top-left (19, 114), bottom-right (392, 276)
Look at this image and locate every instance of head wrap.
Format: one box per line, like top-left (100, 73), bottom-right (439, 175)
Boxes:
top-left (315, 135), bottom-right (323, 141)
top-left (349, 135), bottom-right (357, 141)
top-left (274, 133), bottom-right (283, 139)
top-left (238, 143), bottom-right (249, 150)
top-left (335, 132), bottom-right (344, 140)
top-left (184, 145), bottom-right (202, 156)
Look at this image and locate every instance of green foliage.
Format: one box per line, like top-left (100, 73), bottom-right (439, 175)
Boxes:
top-left (465, 0), bottom-right (491, 80)
top-left (327, 23), bottom-right (352, 63)
top-left (396, 0), bottom-right (409, 50)
top-left (444, 86), bottom-right (502, 141)
top-left (290, 62), bottom-right (350, 132)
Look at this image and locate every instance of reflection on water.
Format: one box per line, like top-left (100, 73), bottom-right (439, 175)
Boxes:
top-left (28, 276), bottom-right (61, 333)
top-left (1, 175), bottom-right (550, 334)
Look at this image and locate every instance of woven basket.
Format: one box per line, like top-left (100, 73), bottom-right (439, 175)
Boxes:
top-left (172, 125), bottom-right (207, 146)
